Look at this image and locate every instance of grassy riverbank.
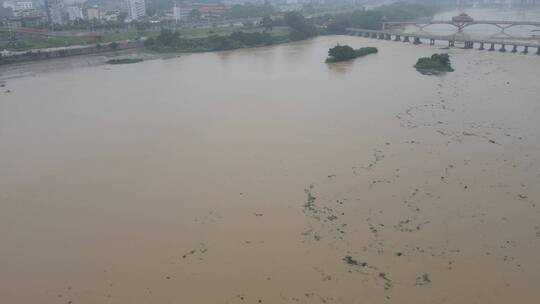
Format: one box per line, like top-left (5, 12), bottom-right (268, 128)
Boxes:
top-left (106, 58), bottom-right (144, 65)
top-left (0, 27), bottom-right (289, 52)
top-left (144, 28), bottom-right (291, 53)
top-left (0, 31), bottom-right (157, 51)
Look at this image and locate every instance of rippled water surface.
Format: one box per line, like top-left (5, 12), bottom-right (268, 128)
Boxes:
top-left (1, 35), bottom-right (540, 303)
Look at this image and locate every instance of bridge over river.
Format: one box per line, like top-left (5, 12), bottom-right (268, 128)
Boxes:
top-left (382, 19), bottom-right (540, 37)
top-left (346, 28), bottom-right (540, 55)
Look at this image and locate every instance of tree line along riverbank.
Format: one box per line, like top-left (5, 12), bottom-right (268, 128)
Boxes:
top-left (1, 3), bottom-right (439, 65)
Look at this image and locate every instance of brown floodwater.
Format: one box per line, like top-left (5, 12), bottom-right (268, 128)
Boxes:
top-left (1, 36), bottom-right (539, 304)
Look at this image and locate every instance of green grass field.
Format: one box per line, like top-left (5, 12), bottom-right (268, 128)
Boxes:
top-left (177, 26), bottom-right (290, 39)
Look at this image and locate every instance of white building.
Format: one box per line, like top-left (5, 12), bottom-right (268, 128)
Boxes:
top-left (15, 1), bottom-right (33, 11)
top-left (2, 1), bottom-right (33, 12)
top-left (126, 0), bottom-right (146, 21)
top-left (86, 6), bottom-right (100, 20)
top-left (66, 6), bottom-right (83, 21)
top-left (172, 3), bottom-right (190, 21)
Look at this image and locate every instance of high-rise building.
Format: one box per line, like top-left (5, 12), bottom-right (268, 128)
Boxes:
top-left (126, 0), bottom-right (145, 20)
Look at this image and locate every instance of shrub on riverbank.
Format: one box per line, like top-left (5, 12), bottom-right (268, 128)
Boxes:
top-left (106, 58), bottom-right (144, 65)
top-left (325, 45), bottom-right (378, 63)
top-left (414, 53), bottom-right (454, 73)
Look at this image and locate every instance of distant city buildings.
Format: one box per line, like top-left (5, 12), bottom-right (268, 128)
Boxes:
top-left (65, 6), bottom-right (83, 21)
top-left (2, 1), bottom-right (33, 12)
top-left (126, 0), bottom-right (146, 21)
top-left (86, 6), bottom-right (100, 20)
top-left (45, 0), bottom-right (65, 25)
top-left (2, 0), bottom-right (540, 30)
top-left (172, 2), bottom-right (228, 21)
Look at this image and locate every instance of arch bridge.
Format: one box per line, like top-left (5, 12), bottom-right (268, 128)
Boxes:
top-left (345, 27), bottom-right (540, 55)
top-left (382, 20), bottom-right (540, 38)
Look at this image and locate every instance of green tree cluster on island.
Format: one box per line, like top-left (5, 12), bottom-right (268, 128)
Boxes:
top-left (414, 53), bottom-right (454, 72)
top-left (326, 44), bottom-right (378, 63)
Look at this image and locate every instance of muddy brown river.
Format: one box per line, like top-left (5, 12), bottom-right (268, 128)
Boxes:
top-left (1, 36), bottom-right (539, 304)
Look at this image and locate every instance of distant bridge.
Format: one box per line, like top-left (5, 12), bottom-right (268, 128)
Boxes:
top-left (382, 20), bottom-right (540, 38)
top-left (346, 28), bottom-right (540, 55)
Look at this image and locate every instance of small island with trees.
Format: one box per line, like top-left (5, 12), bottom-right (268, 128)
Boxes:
top-left (325, 45), bottom-right (378, 63)
top-left (414, 53), bottom-right (454, 74)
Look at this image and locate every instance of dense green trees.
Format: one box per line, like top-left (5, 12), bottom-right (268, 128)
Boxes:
top-left (284, 12), bottom-right (318, 40)
top-left (145, 29), bottom-right (283, 53)
top-left (328, 45), bottom-right (356, 61)
top-left (414, 53), bottom-right (454, 72)
top-left (261, 16), bottom-right (274, 31)
top-left (326, 45), bottom-right (378, 63)
top-left (321, 3), bottom-right (438, 33)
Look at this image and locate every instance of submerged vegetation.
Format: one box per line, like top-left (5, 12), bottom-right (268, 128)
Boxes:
top-left (106, 58), bottom-right (144, 65)
top-left (326, 44), bottom-right (378, 63)
top-left (414, 53), bottom-right (454, 74)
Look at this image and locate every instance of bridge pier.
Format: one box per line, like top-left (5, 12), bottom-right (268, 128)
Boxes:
top-left (343, 26), bottom-right (537, 56)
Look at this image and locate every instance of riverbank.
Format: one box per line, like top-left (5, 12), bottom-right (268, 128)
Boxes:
top-left (0, 27), bottom-right (294, 66)
top-left (0, 40), bottom-right (143, 65)
top-left (144, 28), bottom-right (291, 53)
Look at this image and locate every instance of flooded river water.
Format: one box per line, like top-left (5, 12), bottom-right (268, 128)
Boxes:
top-left (1, 35), bottom-right (540, 303)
